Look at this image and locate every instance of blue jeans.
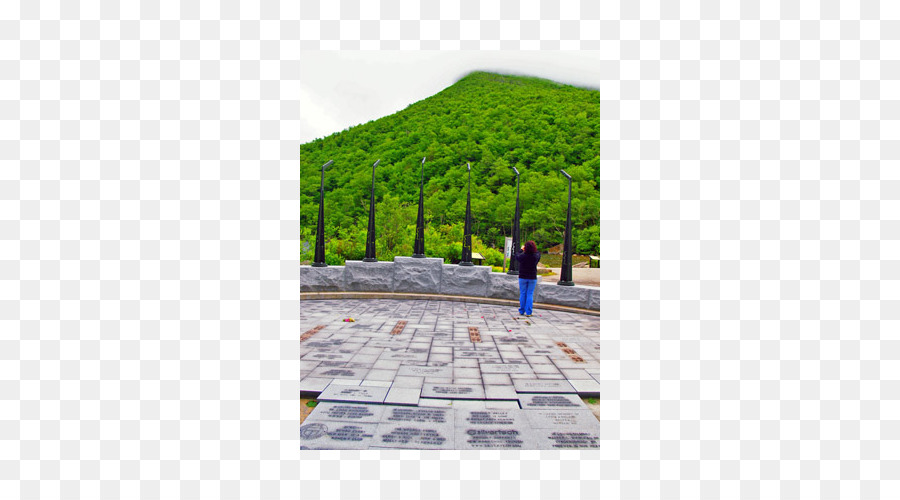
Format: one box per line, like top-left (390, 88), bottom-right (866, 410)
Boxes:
top-left (518, 279), bottom-right (537, 315)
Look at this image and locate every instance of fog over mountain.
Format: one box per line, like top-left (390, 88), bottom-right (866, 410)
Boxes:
top-left (299, 51), bottom-right (601, 143)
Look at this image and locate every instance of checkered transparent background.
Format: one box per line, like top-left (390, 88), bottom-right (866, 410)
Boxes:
top-left (3, 0), bottom-right (898, 498)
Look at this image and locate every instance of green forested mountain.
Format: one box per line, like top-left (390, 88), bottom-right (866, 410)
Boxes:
top-left (300, 71), bottom-right (599, 265)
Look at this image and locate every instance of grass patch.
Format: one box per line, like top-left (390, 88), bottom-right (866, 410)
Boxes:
top-left (540, 254), bottom-right (590, 268)
top-left (306, 400), bottom-right (318, 408)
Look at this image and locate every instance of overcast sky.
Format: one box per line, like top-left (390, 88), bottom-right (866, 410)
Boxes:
top-left (299, 51), bottom-right (600, 144)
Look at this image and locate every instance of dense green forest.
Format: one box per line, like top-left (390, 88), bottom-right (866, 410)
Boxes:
top-left (300, 71), bottom-right (599, 265)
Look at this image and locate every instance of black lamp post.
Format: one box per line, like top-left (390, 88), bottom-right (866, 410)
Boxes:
top-left (412, 157), bottom-right (426, 258)
top-left (507, 166), bottom-right (521, 276)
top-left (363, 159), bottom-right (380, 262)
top-left (312, 159), bottom-right (333, 267)
top-left (460, 162), bottom-right (473, 266)
top-left (558, 169), bottom-right (574, 286)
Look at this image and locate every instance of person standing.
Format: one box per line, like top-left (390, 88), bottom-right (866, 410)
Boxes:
top-left (514, 240), bottom-right (541, 316)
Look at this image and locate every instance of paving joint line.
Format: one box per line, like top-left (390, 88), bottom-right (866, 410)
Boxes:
top-left (301, 292), bottom-right (601, 316)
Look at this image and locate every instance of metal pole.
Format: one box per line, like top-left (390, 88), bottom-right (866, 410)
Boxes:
top-left (312, 159), bottom-right (333, 267)
top-left (363, 159), bottom-right (380, 262)
top-left (460, 163), bottom-right (473, 266)
top-left (507, 166), bottom-right (520, 275)
top-left (412, 157), bottom-right (426, 258)
top-left (558, 169), bottom-right (574, 286)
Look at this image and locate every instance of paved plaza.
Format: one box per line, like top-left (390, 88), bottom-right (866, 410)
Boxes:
top-left (300, 298), bottom-right (603, 450)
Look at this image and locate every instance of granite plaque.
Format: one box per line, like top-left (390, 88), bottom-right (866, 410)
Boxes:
top-left (397, 365), bottom-right (452, 378)
top-left (523, 409), bottom-right (600, 429)
top-left (317, 385), bottom-right (389, 404)
top-left (309, 367), bottom-right (370, 379)
top-left (536, 430), bottom-right (601, 449)
top-left (381, 352), bottom-right (428, 361)
top-left (455, 409), bottom-right (528, 427)
top-left (458, 428), bottom-right (533, 450)
top-left (385, 406), bottom-right (451, 424)
top-left (422, 383), bottom-right (486, 400)
top-left (519, 347), bottom-right (557, 356)
top-left (455, 350), bottom-right (500, 359)
top-left (375, 406), bottom-right (455, 449)
top-left (299, 422), bottom-right (378, 450)
top-left (479, 363), bottom-right (534, 374)
top-left (496, 336), bottom-right (530, 344)
top-left (375, 425), bottom-right (453, 450)
top-left (512, 379), bottom-right (577, 394)
top-left (301, 352), bottom-right (354, 362)
top-left (303, 340), bottom-right (345, 349)
top-left (308, 402), bottom-right (385, 424)
top-left (519, 393), bottom-right (586, 409)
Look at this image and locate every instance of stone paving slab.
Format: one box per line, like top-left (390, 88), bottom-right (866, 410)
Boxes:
top-left (307, 402), bottom-right (387, 424)
top-left (361, 380), bottom-right (392, 388)
top-left (479, 363), bottom-right (535, 374)
top-left (317, 385), bottom-right (389, 404)
top-left (329, 379), bottom-right (363, 386)
top-left (422, 383), bottom-right (486, 400)
top-left (455, 408), bottom-right (529, 427)
top-left (456, 427), bottom-right (537, 450)
top-left (301, 351), bottom-right (355, 363)
top-left (299, 298), bottom-right (604, 449)
top-left (397, 365), bottom-right (452, 378)
top-left (309, 367), bottom-right (370, 379)
top-left (299, 377), bottom-right (332, 393)
top-left (375, 406), bottom-right (455, 449)
top-left (568, 378), bottom-right (602, 397)
top-left (518, 393), bottom-right (587, 410)
top-left (533, 430), bottom-right (602, 450)
top-left (523, 409), bottom-right (602, 429)
top-left (384, 387), bottom-right (421, 406)
top-left (299, 421), bottom-right (379, 450)
top-left (374, 423), bottom-right (455, 449)
top-left (512, 379), bottom-right (577, 394)
top-left (484, 385), bottom-right (518, 400)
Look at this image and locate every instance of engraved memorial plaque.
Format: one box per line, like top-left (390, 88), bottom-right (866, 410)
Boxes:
top-left (397, 365), bottom-right (452, 378)
top-left (523, 409), bottom-right (601, 430)
top-left (537, 431), bottom-right (601, 449)
top-left (512, 379), bottom-right (577, 394)
top-left (317, 384), bottom-right (389, 404)
top-left (309, 402), bottom-right (385, 424)
top-left (374, 406), bottom-right (455, 449)
top-left (309, 367), bottom-right (370, 379)
top-left (479, 363), bottom-right (534, 374)
top-left (456, 409), bottom-right (527, 427)
top-left (299, 422), bottom-right (379, 450)
top-left (519, 393), bottom-right (586, 409)
top-left (455, 350), bottom-right (500, 359)
top-left (421, 383), bottom-right (486, 400)
top-left (301, 352), bottom-right (354, 362)
top-left (460, 428), bottom-right (530, 449)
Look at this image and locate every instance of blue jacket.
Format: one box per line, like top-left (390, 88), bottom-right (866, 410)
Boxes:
top-left (515, 250), bottom-right (541, 280)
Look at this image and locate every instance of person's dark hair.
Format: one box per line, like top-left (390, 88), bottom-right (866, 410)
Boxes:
top-left (524, 241), bottom-right (537, 254)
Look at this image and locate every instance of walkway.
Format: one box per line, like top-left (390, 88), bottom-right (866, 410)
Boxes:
top-left (299, 299), bottom-right (603, 450)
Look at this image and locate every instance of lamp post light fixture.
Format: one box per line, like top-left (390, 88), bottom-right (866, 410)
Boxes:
top-left (460, 162), bottom-right (474, 266)
top-left (362, 159), bottom-right (380, 262)
top-left (558, 169), bottom-right (574, 286)
top-left (312, 159), bottom-right (334, 267)
top-left (412, 157), bottom-right (427, 258)
top-left (507, 166), bottom-right (521, 276)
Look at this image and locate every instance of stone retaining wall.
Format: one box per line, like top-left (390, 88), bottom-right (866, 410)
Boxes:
top-left (300, 257), bottom-right (600, 311)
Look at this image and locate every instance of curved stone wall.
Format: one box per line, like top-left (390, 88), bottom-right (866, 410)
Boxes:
top-left (300, 256), bottom-right (600, 311)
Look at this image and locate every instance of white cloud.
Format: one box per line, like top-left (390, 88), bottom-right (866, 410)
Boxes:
top-left (298, 50), bottom-right (600, 144)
